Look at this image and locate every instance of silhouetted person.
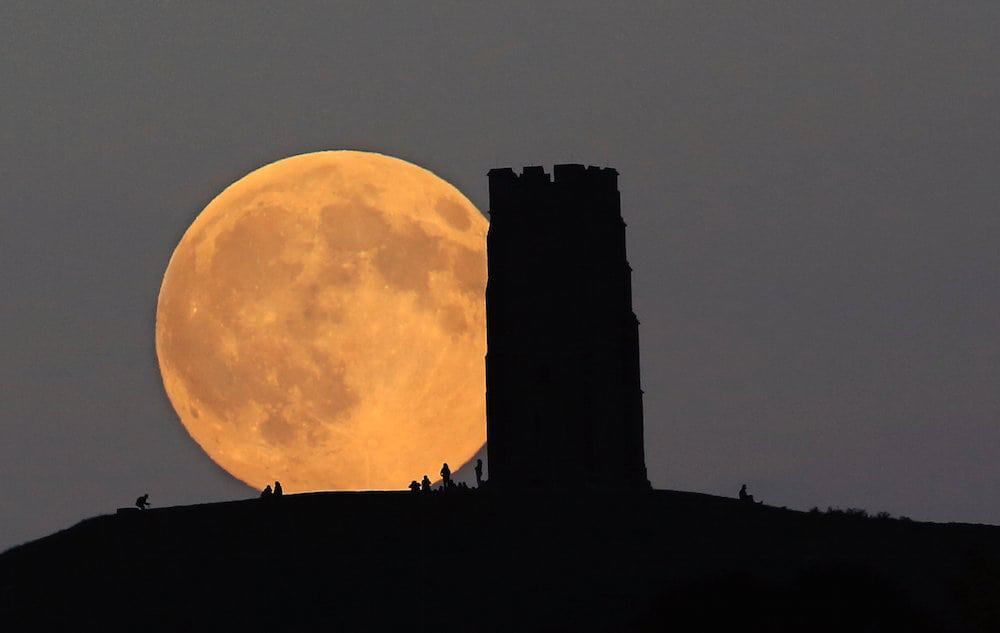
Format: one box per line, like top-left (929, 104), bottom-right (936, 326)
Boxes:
top-left (421, 475), bottom-right (432, 493)
top-left (135, 493), bottom-right (150, 510)
top-left (440, 463), bottom-right (452, 489)
top-left (738, 484), bottom-right (761, 504)
top-left (409, 480), bottom-right (421, 493)
top-left (274, 481), bottom-right (283, 498)
top-left (474, 458), bottom-right (484, 487)
top-left (260, 484), bottom-right (273, 499)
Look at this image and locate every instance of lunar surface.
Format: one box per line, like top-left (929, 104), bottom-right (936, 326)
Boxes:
top-left (156, 151), bottom-right (487, 491)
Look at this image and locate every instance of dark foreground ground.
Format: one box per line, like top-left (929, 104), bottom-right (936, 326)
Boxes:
top-left (1, 489), bottom-right (999, 632)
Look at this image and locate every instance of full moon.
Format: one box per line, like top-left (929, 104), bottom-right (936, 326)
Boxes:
top-left (156, 151), bottom-right (487, 492)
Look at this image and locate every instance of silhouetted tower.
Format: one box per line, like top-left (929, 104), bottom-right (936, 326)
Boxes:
top-left (485, 164), bottom-right (649, 489)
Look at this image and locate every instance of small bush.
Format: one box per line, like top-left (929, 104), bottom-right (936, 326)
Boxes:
top-left (812, 506), bottom-right (897, 520)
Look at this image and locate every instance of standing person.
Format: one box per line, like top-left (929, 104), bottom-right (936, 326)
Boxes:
top-left (421, 475), bottom-right (432, 493)
top-left (273, 481), bottom-right (283, 498)
top-left (440, 463), bottom-right (452, 490)
top-left (474, 459), bottom-right (484, 488)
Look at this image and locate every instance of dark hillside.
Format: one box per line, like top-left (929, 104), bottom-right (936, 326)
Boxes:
top-left (2, 490), bottom-right (999, 632)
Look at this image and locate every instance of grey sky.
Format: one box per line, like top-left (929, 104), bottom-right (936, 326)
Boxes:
top-left (2, 2), bottom-right (998, 551)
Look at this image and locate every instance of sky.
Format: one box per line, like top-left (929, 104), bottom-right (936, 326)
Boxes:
top-left (2, 2), bottom-right (999, 551)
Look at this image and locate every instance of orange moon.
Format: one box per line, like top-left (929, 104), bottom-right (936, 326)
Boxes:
top-left (155, 151), bottom-right (487, 492)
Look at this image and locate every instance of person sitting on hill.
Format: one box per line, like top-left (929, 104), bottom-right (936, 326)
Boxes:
top-left (260, 484), bottom-right (273, 499)
top-left (409, 480), bottom-right (421, 493)
top-left (738, 484), bottom-right (762, 504)
top-left (135, 493), bottom-right (151, 510)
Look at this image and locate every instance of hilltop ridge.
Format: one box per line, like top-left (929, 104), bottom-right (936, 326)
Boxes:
top-left (2, 490), bottom-right (999, 632)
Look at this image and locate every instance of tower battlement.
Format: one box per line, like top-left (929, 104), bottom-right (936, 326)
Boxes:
top-left (487, 163), bottom-right (618, 185)
top-left (487, 165), bottom-right (620, 217)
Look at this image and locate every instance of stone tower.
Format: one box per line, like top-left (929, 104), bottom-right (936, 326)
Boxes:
top-left (485, 164), bottom-right (649, 489)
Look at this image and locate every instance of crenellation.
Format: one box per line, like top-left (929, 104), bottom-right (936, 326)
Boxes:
top-left (487, 164), bottom-right (619, 186)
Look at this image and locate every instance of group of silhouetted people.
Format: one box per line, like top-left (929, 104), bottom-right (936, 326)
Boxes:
top-left (409, 459), bottom-right (484, 494)
top-left (136, 474), bottom-right (757, 513)
top-left (260, 480), bottom-right (283, 499)
top-left (134, 481), bottom-right (285, 511)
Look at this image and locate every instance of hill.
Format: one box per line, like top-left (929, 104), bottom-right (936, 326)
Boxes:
top-left (2, 490), bottom-right (999, 631)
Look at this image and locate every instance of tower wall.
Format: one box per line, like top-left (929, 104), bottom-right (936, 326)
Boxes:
top-left (485, 164), bottom-right (649, 489)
